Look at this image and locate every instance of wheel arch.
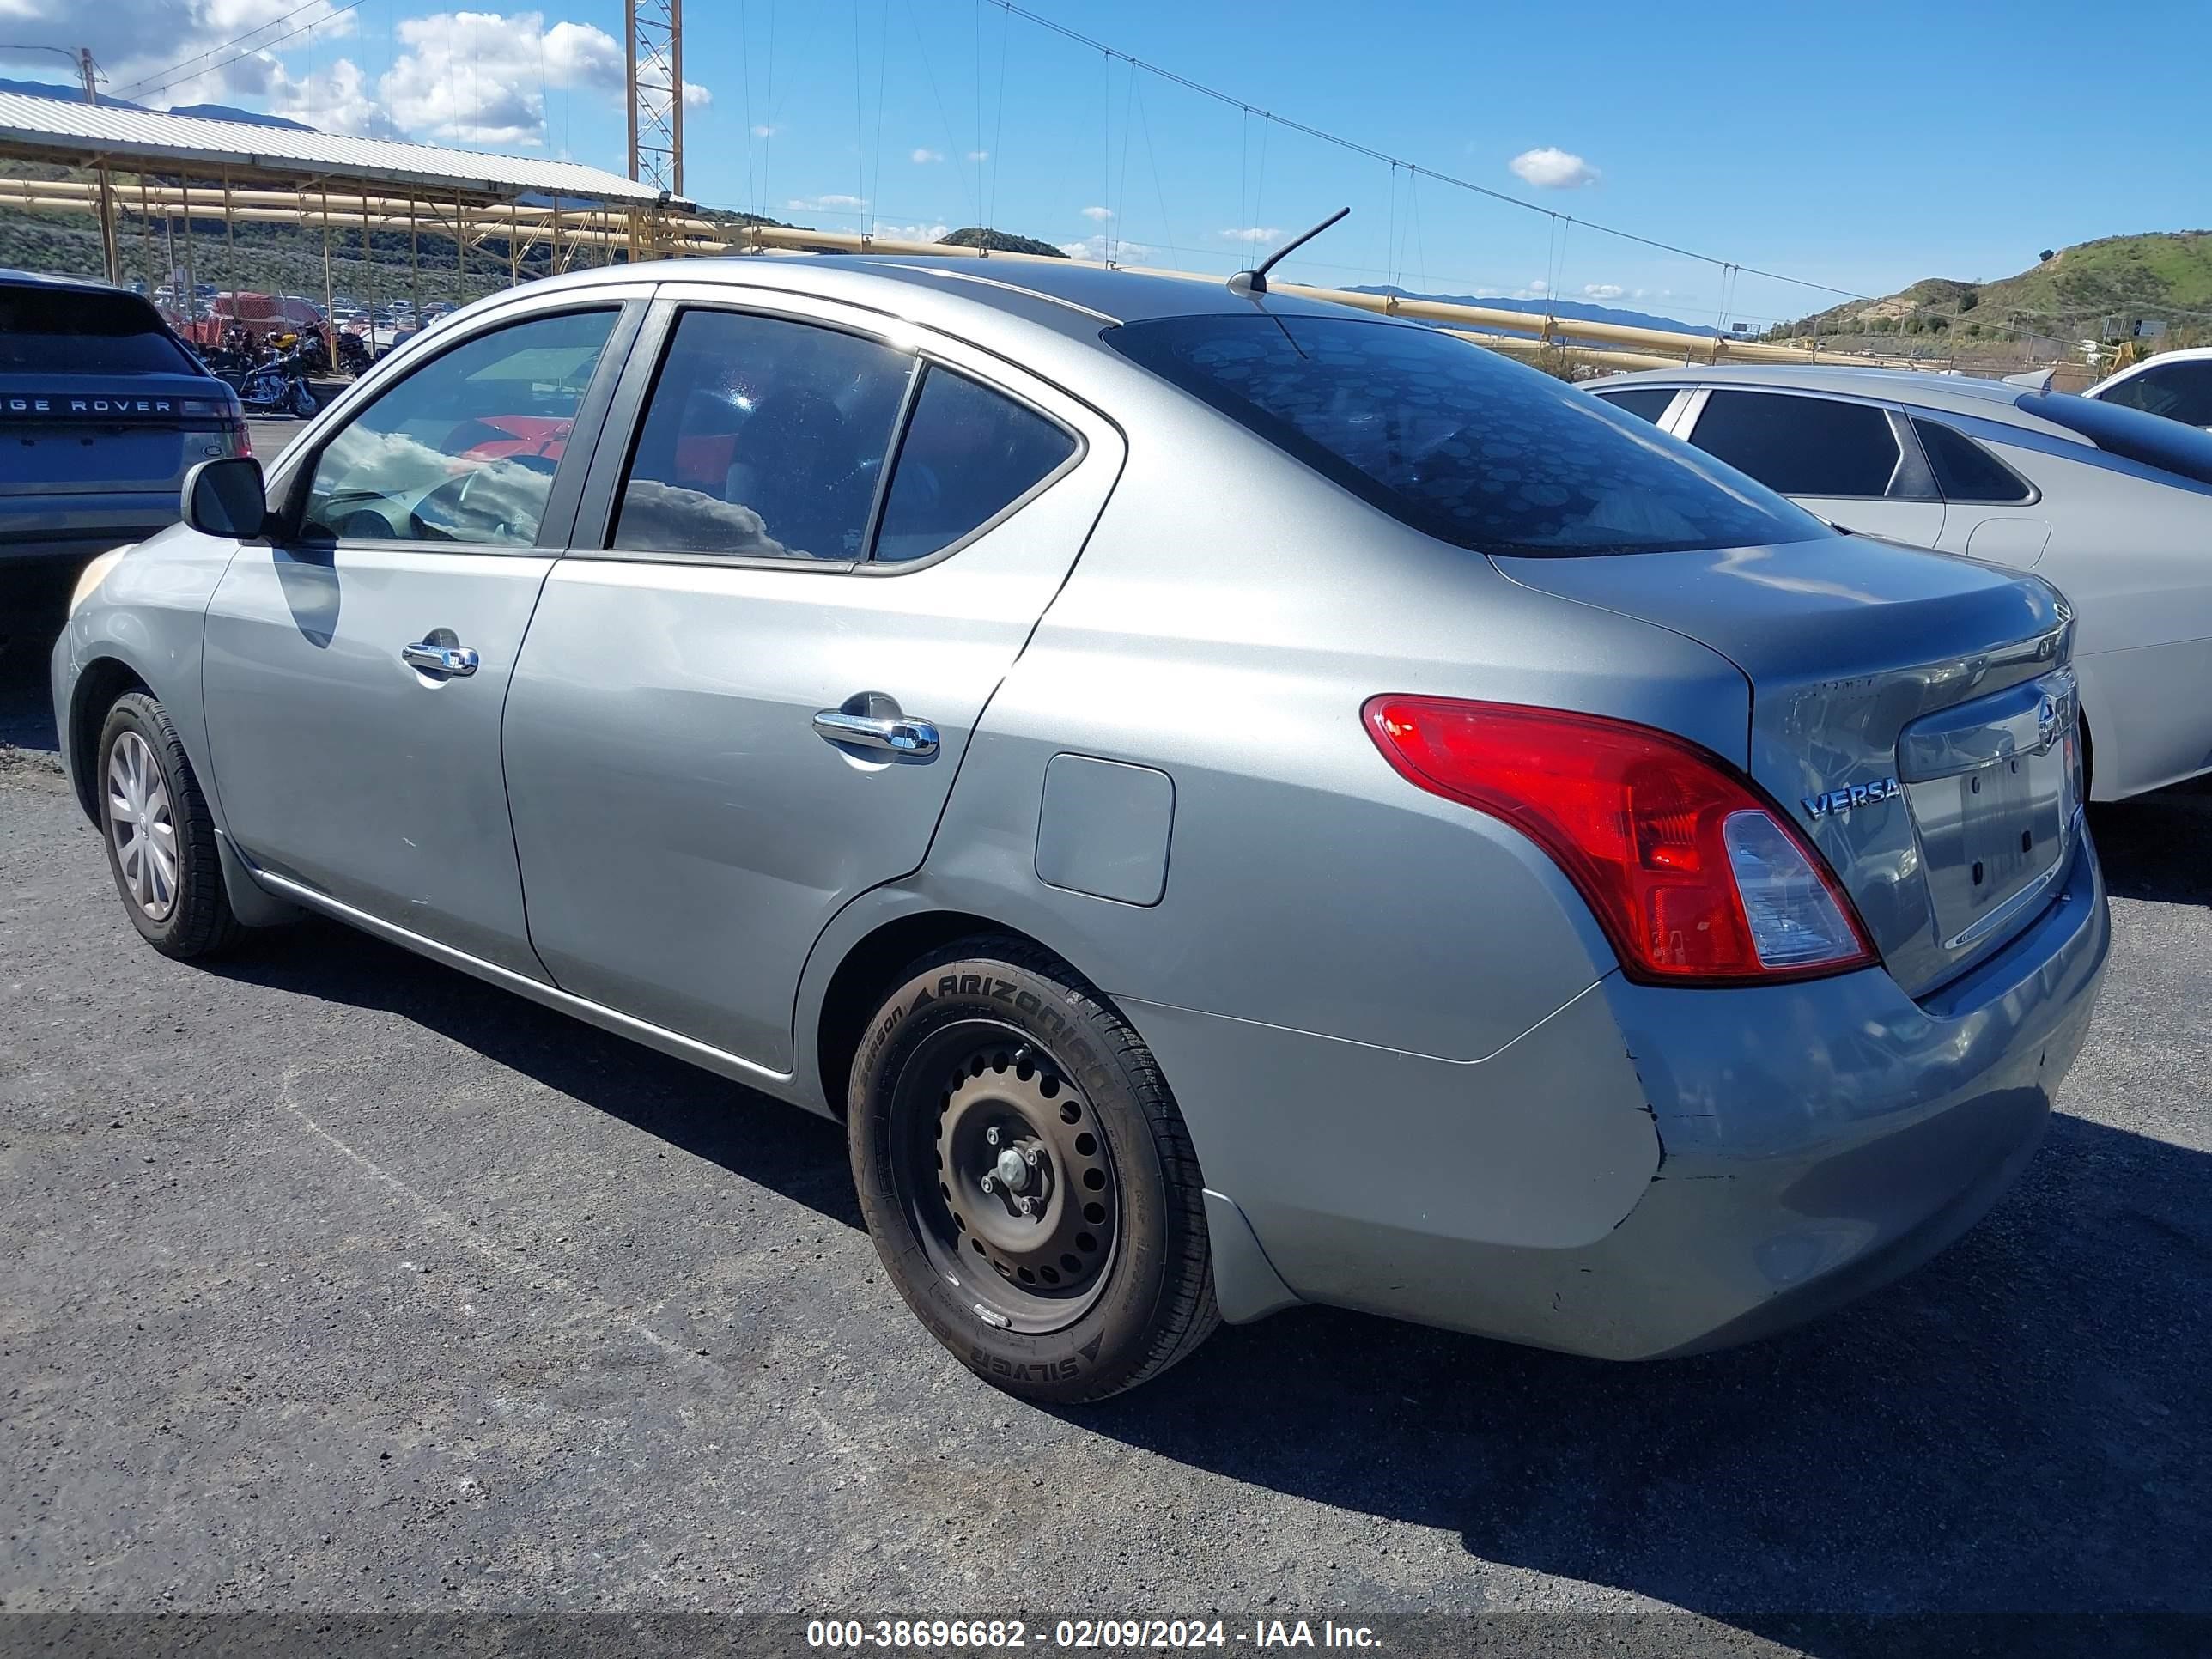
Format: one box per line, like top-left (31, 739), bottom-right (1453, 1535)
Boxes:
top-left (808, 904), bottom-right (1091, 1122)
top-left (65, 655), bottom-right (153, 823)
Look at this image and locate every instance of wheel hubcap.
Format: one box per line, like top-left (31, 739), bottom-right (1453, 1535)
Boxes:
top-left (896, 1029), bottom-right (1120, 1334)
top-left (106, 730), bottom-right (179, 921)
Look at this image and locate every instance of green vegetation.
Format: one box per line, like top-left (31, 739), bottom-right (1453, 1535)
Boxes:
top-left (938, 227), bottom-right (1066, 258)
top-left (1771, 232), bottom-right (2212, 356)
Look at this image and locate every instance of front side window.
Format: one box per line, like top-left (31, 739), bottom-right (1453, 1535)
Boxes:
top-left (613, 309), bottom-right (914, 559)
top-left (1106, 315), bottom-right (1826, 556)
top-left (873, 368), bottom-right (1077, 562)
top-left (1911, 418), bottom-right (2034, 504)
top-left (299, 308), bottom-right (616, 545)
top-left (2096, 361), bottom-right (2212, 429)
top-left (1689, 390), bottom-right (1901, 498)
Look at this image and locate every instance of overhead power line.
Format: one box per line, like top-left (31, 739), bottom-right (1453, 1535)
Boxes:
top-left (984, 0), bottom-right (1874, 305)
top-left (114, 0), bottom-right (365, 100)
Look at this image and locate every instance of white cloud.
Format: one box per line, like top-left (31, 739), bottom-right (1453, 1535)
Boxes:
top-left (882, 222), bottom-right (951, 242)
top-left (787, 194), bottom-right (866, 213)
top-left (1060, 233), bottom-right (1151, 263)
top-left (751, 123), bottom-right (778, 137)
top-left (0, 0), bottom-right (357, 110)
top-left (966, 149), bottom-right (989, 162)
top-left (1509, 147), bottom-right (1599, 189)
top-left (910, 147), bottom-right (945, 163)
top-left (381, 12), bottom-right (629, 145)
top-left (684, 82), bottom-right (711, 110)
top-left (1220, 226), bottom-right (1281, 243)
top-left (265, 58), bottom-right (400, 138)
top-left (1510, 278), bottom-right (1552, 300)
top-left (1582, 283), bottom-right (1625, 300)
top-left (1079, 205), bottom-right (1112, 222)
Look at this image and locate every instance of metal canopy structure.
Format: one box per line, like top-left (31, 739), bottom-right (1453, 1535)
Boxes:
top-left (0, 93), bottom-right (687, 208)
top-left (0, 89), bottom-right (714, 336)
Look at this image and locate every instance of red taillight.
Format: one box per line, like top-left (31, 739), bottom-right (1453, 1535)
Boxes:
top-left (1364, 696), bottom-right (1876, 986)
top-left (227, 418), bottom-right (252, 456)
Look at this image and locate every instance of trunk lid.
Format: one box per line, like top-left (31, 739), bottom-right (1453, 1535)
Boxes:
top-left (0, 372), bottom-right (235, 498)
top-left (1494, 533), bottom-right (2081, 997)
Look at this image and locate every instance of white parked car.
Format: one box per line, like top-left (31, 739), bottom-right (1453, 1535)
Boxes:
top-left (1589, 365), bottom-right (2212, 801)
top-left (2086, 345), bottom-right (2212, 430)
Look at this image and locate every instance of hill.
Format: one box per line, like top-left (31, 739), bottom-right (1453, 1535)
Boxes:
top-left (1771, 233), bottom-right (2212, 349)
top-left (1352, 284), bottom-right (1718, 340)
top-left (0, 77), bottom-right (311, 129)
top-left (938, 227), bottom-right (1066, 258)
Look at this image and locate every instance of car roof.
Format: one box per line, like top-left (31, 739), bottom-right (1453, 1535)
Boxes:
top-left (0, 265), bottom-right (140, 297)
top-left (486, 252), bottom-right (1393, 351)
top-left (1589, 361), bottom-right (2045, 416)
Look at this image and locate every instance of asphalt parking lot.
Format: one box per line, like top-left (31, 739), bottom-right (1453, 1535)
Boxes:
top-left (1, 605), bottom-right (2207, 1646)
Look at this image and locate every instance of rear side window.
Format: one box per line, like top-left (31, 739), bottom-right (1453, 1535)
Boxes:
top-left (1592, 386), bottom-right (1678, 424)
top-left (873, 368), bottom-right (1077, 562)
top-left (1106, 315), bottom-right (1826, 556)
top-left (1911, 418), bottom-right (2034, 503)
top-left (1689, 391), bottom-right (1900, 498)
top-left (613, 309), bottom-right (914, 560)
top-left (0, 286), bottom-right (194, 374)
top-left (2095, 361), bottom-right (2212, 429)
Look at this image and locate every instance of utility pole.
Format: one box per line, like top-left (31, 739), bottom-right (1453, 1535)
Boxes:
top-left (625, 0), bottom-right (683, 259)
top-left (0, 41), bottom-right (121, 281)
top-left (78, 46), bottom-right (122, 285)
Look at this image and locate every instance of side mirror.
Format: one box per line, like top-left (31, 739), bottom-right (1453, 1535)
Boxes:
top-left (182, 456), bottom-right (270, 539)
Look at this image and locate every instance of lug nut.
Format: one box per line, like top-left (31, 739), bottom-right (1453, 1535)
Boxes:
top-left (1017, 1196), bottom-right (1034, 1216)
top-left (985, 1127), bottom-right (1000, 1146)
top-left (1023, 1147), bottom-right (1040, 1167)
top-left (979, 1175), bottom-right (994, 1194)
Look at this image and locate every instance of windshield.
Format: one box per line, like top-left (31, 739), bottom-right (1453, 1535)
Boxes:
top-left (1105, 314), bottom-right (1831, 556)
top-left (2021, 389), bottom-right (2212, 489)
top-left (0, 287), bottom-right (197, 374)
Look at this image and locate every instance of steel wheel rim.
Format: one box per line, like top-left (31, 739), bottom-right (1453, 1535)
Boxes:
top-left (889, 1019), bottom-right (1121, 1335)
top-left (106, 730), bottom-right (179, 921)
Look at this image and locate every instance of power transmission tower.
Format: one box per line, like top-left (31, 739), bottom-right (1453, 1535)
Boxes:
top-left (625, 0), bottom-right (683, 258)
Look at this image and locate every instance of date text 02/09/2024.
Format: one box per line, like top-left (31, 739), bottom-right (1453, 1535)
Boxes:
top-left (804, 1619), bottom-right (1382, 1650)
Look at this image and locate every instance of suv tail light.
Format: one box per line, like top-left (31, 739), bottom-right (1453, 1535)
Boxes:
top-left (1364, 696), bottom-right (1876, 986)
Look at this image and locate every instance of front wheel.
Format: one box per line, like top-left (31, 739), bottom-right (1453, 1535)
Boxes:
top-left (95, 691), bottom-right (241, 959)
top-left (848, 939), bottom-right (1218, 1402)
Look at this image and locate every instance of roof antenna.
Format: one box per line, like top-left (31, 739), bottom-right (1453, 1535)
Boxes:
top-left (1229, 207), bottom-right (1350, 297)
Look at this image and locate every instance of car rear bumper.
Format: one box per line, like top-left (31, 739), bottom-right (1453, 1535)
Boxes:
top-left (2, 496), bottom-right (174, 566)
top-left (1133, 830), bottom-right (2109, 1359)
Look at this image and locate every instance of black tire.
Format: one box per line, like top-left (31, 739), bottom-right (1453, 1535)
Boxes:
top-left (848, 937), bottom-right (1218, 1402)
top-left (94, 691), bottom-right (243, 961)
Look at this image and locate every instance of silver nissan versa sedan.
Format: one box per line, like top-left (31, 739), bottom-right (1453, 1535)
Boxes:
top-left (52, 256), bottom-right (2109, 1401)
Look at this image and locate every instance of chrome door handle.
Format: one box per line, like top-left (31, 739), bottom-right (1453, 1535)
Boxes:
top-left (402, 640), bottom-right (479, 677)
top-left (813, 708), bottom-right (939, 757)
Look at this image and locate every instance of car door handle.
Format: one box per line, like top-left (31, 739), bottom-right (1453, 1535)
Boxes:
top-left (813, 708), bottom-right (939, 757)
top-left (402, 639), bottom-right (479, 678)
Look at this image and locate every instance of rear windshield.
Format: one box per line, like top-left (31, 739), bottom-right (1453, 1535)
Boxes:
top-left (0, 286), bottom-right (196, 374)
top-left (2019, 389), bottom-right (2212, 489)
top-left (1105, 314), bottom-right (1830, 556)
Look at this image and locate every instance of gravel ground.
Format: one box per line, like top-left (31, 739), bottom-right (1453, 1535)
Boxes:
top-left (1, 618), bottom-right (2207, 1647)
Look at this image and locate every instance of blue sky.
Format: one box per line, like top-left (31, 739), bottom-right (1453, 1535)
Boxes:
top-left (9, 0), bottom-right (2209, 330)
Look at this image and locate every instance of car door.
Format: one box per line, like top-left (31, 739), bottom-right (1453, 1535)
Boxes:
top-left (501, 289), bottom-right (1124, 1072)
top-left (1911, 414), bottom-right (2050, 568)
top-left (199, 292), bottom-right (645, 977)
top-left (1681, 386), bottom-right (1947, 545)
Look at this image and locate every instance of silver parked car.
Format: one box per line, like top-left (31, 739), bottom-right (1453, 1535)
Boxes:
top-left (54, 259), bottom-right (2108, 1401)
top-left (1588, 364), bottom-right (2212, 800)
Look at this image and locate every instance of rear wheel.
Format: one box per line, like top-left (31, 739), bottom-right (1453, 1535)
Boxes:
top-left (96, 691), bottom-right (241, 960)
top-left (848, 939), bottom-right (1218, 1402)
